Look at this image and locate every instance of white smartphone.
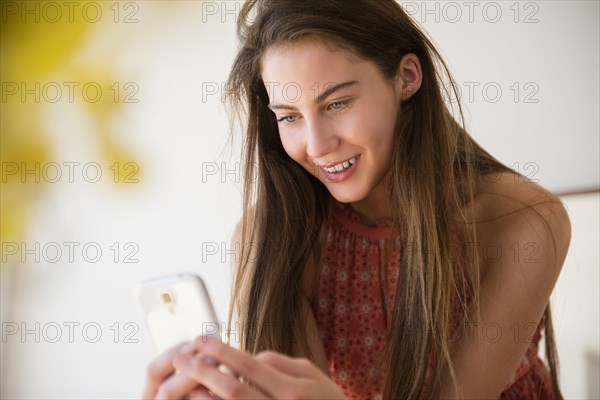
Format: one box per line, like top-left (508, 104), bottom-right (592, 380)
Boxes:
top-left (134, 273), bottom-right (221, 354)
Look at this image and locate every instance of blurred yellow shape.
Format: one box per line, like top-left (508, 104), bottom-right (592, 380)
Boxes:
top-left (1, 1), bottom-right (140, 247)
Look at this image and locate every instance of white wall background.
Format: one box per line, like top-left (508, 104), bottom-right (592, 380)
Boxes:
top-left (548, 192), bottom-right (600, 398)
top-left (1, 1), bottom-right (598, 398)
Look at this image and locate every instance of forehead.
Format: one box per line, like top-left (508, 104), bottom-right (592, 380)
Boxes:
top-left (260, 39), bottom-right (374, 102)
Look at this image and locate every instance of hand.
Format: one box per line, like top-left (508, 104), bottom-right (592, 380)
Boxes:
top-left (172, 335), bottom-right (347, 400)
top-left (142, 341), bottom-right (213, 400)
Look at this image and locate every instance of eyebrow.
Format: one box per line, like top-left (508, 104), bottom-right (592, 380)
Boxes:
top-left (267, 80), bottom-right (358, 111)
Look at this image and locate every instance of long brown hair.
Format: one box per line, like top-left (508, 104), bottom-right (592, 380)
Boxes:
top-left (225, 1), bottom-right (562, 398)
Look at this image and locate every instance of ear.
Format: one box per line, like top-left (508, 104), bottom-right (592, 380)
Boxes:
top-left (394, 53), bottom-right (422, 101)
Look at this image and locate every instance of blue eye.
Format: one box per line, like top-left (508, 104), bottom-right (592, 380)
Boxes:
top-left (276, 115), bottom-right (298, 124)
top-left (328, 100), bottom-right (349, 111)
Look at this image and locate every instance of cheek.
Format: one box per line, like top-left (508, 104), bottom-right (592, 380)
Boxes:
top-left (369, 114), bottom-right (397, 150)
top-left (279, 133), bottom-right (306, 164)
top-left (344, 113), bottom-right (393, 148)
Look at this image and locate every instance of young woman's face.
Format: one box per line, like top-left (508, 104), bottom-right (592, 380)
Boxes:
top-left (260, 39), bottom-right (403, 205)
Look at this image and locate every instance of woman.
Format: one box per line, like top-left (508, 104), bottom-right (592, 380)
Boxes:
top-left (144, 0), bottom-right (571, 398)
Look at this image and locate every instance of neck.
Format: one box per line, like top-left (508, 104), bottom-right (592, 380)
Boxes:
top-left (348, 183), bottom-right (392, 227)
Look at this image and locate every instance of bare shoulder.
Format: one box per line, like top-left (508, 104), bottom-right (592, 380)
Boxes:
top-left (459, 171), bottom-right (572, 281)
top-left (440, 172), bottom-right (572, 397)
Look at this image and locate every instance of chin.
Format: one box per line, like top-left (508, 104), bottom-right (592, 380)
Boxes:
top-left (325, 186), bottom-right (368, 205)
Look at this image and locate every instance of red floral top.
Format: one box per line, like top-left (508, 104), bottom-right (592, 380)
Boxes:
top-left (311, 196), bottom-right (555, 399)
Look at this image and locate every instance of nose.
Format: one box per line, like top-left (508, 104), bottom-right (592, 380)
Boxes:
top-left (305, 116), bottom-right (339, 159)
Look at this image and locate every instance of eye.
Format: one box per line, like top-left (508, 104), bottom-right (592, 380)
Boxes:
top-left (327, 100), bottom-right (349, 111)
top-left (276, 115), bottom-right (298, 124)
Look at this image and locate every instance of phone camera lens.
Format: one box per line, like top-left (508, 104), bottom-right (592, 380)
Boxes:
top-left (160, 292), bottom-right (173, 304)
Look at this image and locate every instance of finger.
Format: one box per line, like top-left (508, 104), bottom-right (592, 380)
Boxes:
top-left (254, 351), bottom-right (319, 378)
top-left (174, 352), bottom-right (269, 400)
top-left (188, 386), bottom-right (217, 400)
top-left (142, 341), bottom-right (194, 399)
top-left (155, 372), bottom-right (202, 400)
top-left (192, 335), bottom-right (290, 397)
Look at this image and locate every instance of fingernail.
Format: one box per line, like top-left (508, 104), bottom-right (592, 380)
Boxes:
top-left (179, 343), bottom-right (195, 354)
top-left (202, 356), bottom-right (217, 366)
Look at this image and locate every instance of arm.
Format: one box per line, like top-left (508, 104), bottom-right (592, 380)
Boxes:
top-left (438, 195), bottom-right (571, 398)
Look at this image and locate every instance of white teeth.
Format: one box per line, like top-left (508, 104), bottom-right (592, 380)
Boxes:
top-left (322, 156), bottom-right (357, 173)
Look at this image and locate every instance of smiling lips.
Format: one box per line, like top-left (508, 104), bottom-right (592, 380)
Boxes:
top-left (319, 156), bottom-right (358, 173)
top-left (315, 155), bottom-right (360, 183)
